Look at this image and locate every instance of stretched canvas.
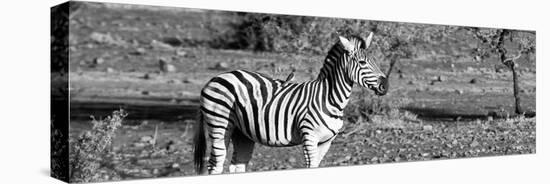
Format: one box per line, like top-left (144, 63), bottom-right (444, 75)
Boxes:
top-left (51, 1), bottom-right (536, 183)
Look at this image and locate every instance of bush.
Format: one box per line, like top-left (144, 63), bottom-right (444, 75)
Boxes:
top-left (69, 110), bottom-right (127, 183)
top-left (345, 90), bottom-right (420, 131)
top-left (212, 13), bottom-right (462, 56)
top-left (210, 12), bottom-right (463, 80)
top-left (211, 13), bottom-right (378, 54)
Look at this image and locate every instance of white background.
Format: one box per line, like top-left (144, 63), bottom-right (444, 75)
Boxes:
top-left (0, 0), bottom-right (548, 183)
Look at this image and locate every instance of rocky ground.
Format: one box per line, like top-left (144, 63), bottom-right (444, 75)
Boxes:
top-left (69, 115), bottom-right (535, 181)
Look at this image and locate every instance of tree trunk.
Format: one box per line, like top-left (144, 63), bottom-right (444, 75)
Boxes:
top-left (510, 64), bottom-right (523, 114)
top-left (496, 29), bottom-right (523, 115)
top-left (385, 57), bottom-right (398, 78)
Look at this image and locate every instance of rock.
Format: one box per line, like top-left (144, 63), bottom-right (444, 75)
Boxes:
top-left (159, 58), bottom-right (177, 72)
top-left (112, 146), bottom-right (121, 152)
top-left (470, 140), bottom-right (480, 147)
top-left (140, 136), bottom-right (153, 143)
top-left (143, 73), bottom-right (155, 80)
top-left (422, 125), bottom-right (433, 131)
top-left (455, 89), bottom-right (463, 95)
top-left (181, 78), bottom-right (191, 83)
top-left (137, 159), bottom-right (149, 165)
top-left (175, 49), bottom-right (187, 57)
top-left (131, 48), bottom-right (146, 55)
top-left (169, 98), bottom-right (178, 104)
top-left (344, 155), bottom-right (351, 161)
top-left (212, 62), bottom-right (230, 70)
top-left (159, 57), bottom-right (171, 65)
top-left (162, 37), bottom-right (184, 47)
top-left (172, 163), bottom-right (180, 168)
top-left (133, 142), bottom-right (147, 148)
top-left (163, 64), bottom-right (177, 72)
top-left (93, 57), bottom-right (104, 65)
top-left (437, 75), bottom-right (445, 82)
top-left (167, 79), bottom-right (180, 84)
top-left (131, 39), bottom-right (140, 46)
top-left (151, 39), bottom-right (173, 49)
top-left (288, 157), bottom-right (297, 163)
top-left (166, 140), bottom-right (176, 151)
top-left (452, 139), bottom-right (458, 145)
top-left (89, 32), bottom-right (124, 45)
top-left (469, 78), bottom-right (478, 84)
top-left (475, 55), bottom-right (485, 62)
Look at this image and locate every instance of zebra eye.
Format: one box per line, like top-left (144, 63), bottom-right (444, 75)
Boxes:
top-left (358, 60), bottom-right (367, 66)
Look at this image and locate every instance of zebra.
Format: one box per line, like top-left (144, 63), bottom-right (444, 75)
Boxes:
top-left (193, 32), bottom-right (388, 174)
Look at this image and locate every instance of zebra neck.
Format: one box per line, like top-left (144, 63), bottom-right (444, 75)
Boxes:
top-left (322, 65), bottom-right (353, 113)
top-left (316, 44), bottom-right (354, 115)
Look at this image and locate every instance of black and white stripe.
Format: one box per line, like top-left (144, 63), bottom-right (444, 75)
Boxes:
top-left (193, 33), bottom-right (388, 174)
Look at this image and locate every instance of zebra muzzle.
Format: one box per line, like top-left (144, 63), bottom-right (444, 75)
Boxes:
top-left (374, 76), bottom-right (388, 96)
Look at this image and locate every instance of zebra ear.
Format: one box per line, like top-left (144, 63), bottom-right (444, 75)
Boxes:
top-left (364, 32), bottom-right (374, 49)
top-left (339, 36), bottom-right (355, 53)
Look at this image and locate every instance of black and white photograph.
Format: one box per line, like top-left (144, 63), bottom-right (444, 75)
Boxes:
top-left (0, 0), bottom-right (550, 184)
top-left (44, 0), bottom-right (542, 183)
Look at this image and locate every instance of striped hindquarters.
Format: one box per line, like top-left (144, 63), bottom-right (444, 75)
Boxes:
top-left (200, 70), bottom-right (310, 146)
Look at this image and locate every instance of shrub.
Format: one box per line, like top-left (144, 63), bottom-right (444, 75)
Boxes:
top-left (69, 110), bottom-right (127, 183)
top-left (210, 13), bottom-right (462, 79)
top-left (345, 90), bottom-right (420, 132)
top-left (211, 12), bottom-right (377, 55)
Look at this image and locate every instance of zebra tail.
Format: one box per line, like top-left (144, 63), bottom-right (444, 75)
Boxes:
top-left (193, 110), bottom-right (206, 174)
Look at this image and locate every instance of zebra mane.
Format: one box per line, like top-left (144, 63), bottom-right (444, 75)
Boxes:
top-left (317, 35), bottom-right (365, 80)
top-left (345, 35), bottom-right (367, 50)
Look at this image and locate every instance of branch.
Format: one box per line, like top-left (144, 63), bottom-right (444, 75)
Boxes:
top-left (503, 51), bottom-right (522, 68)
top-left (342, 116), bottom-right (367, 138)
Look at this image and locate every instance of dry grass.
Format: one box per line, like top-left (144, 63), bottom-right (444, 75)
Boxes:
top-left (69, 110), bottom-right (127, 183)
top-left (343, 90), bottom-right (421, 137)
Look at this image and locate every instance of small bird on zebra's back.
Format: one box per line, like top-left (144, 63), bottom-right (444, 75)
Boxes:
top-left (281, 70), bottom-right (295, 87)
top-left (193, 32), bottom-right (388, 174)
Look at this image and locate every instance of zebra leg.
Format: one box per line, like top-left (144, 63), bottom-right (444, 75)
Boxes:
top-left (206, 126), bottom-right (228, 174)
top-left (229, 130), bottom-right (255, 173)
top-left (316, 137), bottom-right (336, 167)
top-left (302, 133), bottom-right (321, 168)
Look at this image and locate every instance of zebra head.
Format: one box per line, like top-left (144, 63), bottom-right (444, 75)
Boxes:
top-left (339, 33), bottom-right (388, 96)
